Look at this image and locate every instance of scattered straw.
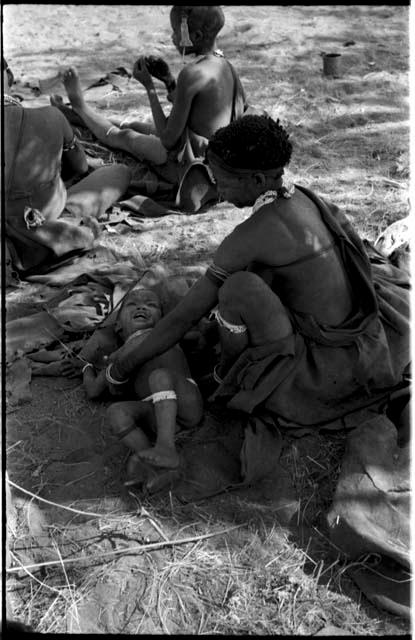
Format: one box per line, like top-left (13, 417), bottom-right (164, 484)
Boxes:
top-left (7, 524), bottom-right (244, 574)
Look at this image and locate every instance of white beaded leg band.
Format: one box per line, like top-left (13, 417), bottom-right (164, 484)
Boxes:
top-left (210, 309), bottom-right (247, 334)
top-left (148, 390), bottom-right (177, 404)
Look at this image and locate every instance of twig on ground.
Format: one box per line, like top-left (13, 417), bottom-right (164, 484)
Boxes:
top-left (7, 524), bottom-right (244, 574)
top-left (8, 550), bottom-right (68, 595)
top-left (64, 471), bottom-right (97, 486)
top-left (7, 479), bottom-right (110, 518)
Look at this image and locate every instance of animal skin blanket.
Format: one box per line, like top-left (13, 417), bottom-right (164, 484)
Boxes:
top-left (327, 413), bottom-right (410, 618)
top-left (213, 187), bottom-right (410, 429)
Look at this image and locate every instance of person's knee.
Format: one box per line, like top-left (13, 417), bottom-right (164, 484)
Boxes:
top-left (219, 271), bottom-right (264, 309)
top-left (94, 163), bottom-right (131, 189)
top-left (106, 402), bottom-right (133, 435)
top-left (148, 367), bottom-right (174, 390)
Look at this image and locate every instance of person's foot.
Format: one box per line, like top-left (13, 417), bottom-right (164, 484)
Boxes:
top-left (124, 453), bottom-right (147, 487)
top-left (50, 93), bottom-right (85, 127)
top-left (50, 93), bottom-right (64, 107)
top-left (62, 67), bottom-right (85, 111)
top-left (138, 444), bottom-right (180, 469)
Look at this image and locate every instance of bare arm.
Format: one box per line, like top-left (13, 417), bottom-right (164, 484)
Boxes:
top-left (134, 57), bottom-right (202, 150)
top-left (111, 275), bottom-right (219, 380)
top-left (157, 65), bottom-right (203, 149)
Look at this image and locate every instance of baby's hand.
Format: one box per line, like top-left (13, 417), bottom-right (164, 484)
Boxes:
top-left (60, 357), bottom-right (84, 378)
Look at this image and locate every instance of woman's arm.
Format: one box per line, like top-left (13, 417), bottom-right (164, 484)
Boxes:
top-left (111, 275), bottom-right (219, 380)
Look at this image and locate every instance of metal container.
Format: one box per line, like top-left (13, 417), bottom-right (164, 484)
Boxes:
top-left (323, 53), bottom-right (341, 77)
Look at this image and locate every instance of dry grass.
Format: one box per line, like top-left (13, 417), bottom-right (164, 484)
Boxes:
top-left (5, 4), bottom-right (410, 635)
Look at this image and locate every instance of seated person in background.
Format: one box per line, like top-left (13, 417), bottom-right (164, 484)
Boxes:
top-left (4, 57), bottom-right (131, 277)
top-left (106, 115), bottom-right (410, 432)
top-left (81, 287), bottom-right (203, 481)
top-left (54, 5), bottom-right (249, 212)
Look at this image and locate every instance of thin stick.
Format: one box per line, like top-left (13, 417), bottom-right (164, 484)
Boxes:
top-left (43, 328), bottom-right (89, 364)
top-left (8, 550), bottom-right (67, 595)
top-left (7, 524), bottom-right (244, 574)
top-left (7, 478), bottom-right (118, 518)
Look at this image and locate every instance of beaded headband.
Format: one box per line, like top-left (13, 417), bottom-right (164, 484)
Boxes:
top-left (206, 149), bottom-right (284, 178)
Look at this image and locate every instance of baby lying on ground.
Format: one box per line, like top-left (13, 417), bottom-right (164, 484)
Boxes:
top-left (81, 287), bottom-right (204, 484)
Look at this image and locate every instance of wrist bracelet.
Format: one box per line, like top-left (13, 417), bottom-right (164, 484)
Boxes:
top-left (106, 363), bottom-right (129, 385)
top-left (82, 362), bottom-right (94, 374)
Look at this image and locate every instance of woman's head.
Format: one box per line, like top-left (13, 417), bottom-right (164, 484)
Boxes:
top-left (170, 6), bottom-right (225, 55)
top-left (206, 115), bottom-right (293, 207)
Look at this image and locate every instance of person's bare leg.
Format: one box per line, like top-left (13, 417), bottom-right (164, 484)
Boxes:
top-left (61, 67), bottom-right (167, 164)
top-left (65, 164), bottom-right (131, 219)
top-left (107, 400), bottom-right (156, 483)
top-left (62, 67), bottom-right (121, 142)
top-left (216, 271), bottom-right (293, 377)
top-left (138, 368), bottom-right (181, 469)
top-left (109, 115), bottom-right (157, 135)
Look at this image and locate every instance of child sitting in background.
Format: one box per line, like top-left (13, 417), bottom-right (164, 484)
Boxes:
top-left (80, 287), bottom-right (204, 484)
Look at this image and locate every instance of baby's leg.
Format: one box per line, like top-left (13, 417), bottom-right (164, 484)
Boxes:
top-left (106, 400), bottom-right (155, 453)
top-left (107, 400), bottom-right (157, 484)
top-left (138, 368), bottom-right (203, 469)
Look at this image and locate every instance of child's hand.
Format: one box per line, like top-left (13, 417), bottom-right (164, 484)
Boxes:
top-left (144, 56), bottom-right (175, 87)
top-left (132, 56), bottom-right (154, 89)
top-left (60, 357), bottom-right (84, 378)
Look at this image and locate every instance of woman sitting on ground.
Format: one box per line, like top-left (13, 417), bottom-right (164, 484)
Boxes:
top-left (105, 114), bottom-right (409, 431)
top-left (4, 58), bottom-right (131, 278)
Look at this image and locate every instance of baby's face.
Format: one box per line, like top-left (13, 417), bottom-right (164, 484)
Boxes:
top-left (118, 289), bottom-right (162, 337)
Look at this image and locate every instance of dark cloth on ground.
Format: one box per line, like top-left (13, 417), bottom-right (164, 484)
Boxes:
top-left (327, 413), bottom-right (410, 618)
top-left (213, 186), bottom-right (410, 429)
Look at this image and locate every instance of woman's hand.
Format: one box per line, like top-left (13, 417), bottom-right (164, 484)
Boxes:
top-left (132, 56), bottom-right (154, 90)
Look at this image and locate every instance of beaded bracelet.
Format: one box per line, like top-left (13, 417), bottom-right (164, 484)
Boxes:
top-left (105, 363), bottom-right (129, 385)
top-left (82, 362), bottom-right (94, 374)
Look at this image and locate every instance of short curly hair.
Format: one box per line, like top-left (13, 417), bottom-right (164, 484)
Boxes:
top-left (171, 6), bottom-right (225, 42)
top-left (207, 115), bottom-right (293, 170)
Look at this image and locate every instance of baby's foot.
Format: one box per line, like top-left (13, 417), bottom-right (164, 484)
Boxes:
top-left (124, 453), bottom-right (147, 487)
top-left (62, 67), bottom-right (85, 111)
top-left (138, 444), bottom-right (179, 469)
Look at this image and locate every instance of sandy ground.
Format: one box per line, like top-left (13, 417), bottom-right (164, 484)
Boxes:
top-left (4, 5), bottom-right (410, 634)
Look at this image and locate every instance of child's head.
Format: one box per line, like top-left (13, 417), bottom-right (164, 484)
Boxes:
top-left (170, 6), bottom-right (225, 55)
top-left (116, 288), bottom-right (163, 340)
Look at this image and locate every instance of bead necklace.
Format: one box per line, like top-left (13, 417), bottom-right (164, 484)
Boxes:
top-left (252, 184), bottom-right (295, 214)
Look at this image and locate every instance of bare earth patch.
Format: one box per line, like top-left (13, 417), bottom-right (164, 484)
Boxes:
top-left (4, 5), bottom-right (409, 634)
